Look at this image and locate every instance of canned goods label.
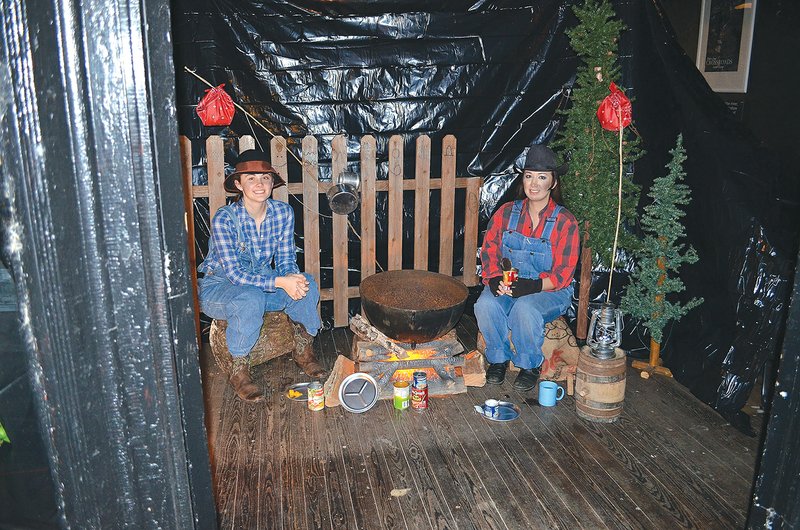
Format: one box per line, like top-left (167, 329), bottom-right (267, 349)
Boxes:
top-left (410, 385), bottom-right (428, 412)
top-left (503, 268), bottom-right (518, 284)
top-left (412, 371), bottom-right (427, 389)
top-left (307, 382), bottom-right (324, 411)
top-left (393, 381), bottom-right (410, 410)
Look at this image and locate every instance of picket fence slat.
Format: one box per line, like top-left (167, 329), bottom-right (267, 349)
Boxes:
top-left (331, 135), bottom-right (349, 327)
top-left (439, 135), bottom-right (457, 276)
top-left (302, 136), bottom-right (321, 288)
top-left (414, 135), bottom-right (431, 270)
top-left (184, 133), bottom-right (482, 327)
top-left (360, 136), bottom-right (377, 280)
top-left (388, 135), bottom-right (404, 271)
top-left (207, 136), bottom-right (226, 220)
top-left (270, 137), bottom-right (289, 203)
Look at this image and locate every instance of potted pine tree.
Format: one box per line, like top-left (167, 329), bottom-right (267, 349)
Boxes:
top-left (621, 134), bottom-right (703, 377)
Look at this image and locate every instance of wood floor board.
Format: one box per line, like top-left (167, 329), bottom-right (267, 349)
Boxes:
top-left (316, 329), bottom-right (370, 530)
top-left (513, 398), bottom-right (642, 529)
top-left (518, 395), bottom-right (661, 530)
top-left (625, 371), bottom-right (757, 483)
top-left (451, 393), bottom-right (564, 529)
top-left (254, 372), bottom-right (279, 529)
top-left (204, 316), bottom-right (757, 530)
top-left (421, 403), bottom-right (508, 530)
top-left (384, 399), bottom-right (485, 530)
top-left (617, 390), bottom-right (751, 525)
top-left (597, 403), bottom-right (741, 529)
top-left (469, 384), bottom-right (592, 529)
top-left (329, 328), bottom-right (426, 529)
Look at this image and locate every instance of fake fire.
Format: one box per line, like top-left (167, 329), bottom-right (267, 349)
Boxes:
top-left (348, 318), bottom-right (467, 398)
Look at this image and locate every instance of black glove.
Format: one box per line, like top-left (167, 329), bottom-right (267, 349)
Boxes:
top-left (511, 278), bottom-right (542, 298)
top-left (487, 276), bottom-right (504, 296)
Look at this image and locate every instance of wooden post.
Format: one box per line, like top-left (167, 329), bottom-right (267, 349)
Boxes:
top-left (576, 224), bottom-right (592, 340)
top-left (179, 137), bottom-right (201, 348)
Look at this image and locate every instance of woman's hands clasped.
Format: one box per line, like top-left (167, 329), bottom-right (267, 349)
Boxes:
top-left (276, 274), bottom-right (310, 300)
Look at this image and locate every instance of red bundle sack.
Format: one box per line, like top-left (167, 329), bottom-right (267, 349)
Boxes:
top-left (196, 84), bottom-right (235, 126)
top-left (596, 82), bottom-right (632, 132)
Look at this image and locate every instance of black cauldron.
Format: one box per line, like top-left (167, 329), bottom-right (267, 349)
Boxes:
top-left (359, 270), bottom-right (468, 345)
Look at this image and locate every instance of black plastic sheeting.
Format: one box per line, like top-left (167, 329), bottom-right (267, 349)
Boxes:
top-left (171, 0), bottom-right (800, 433)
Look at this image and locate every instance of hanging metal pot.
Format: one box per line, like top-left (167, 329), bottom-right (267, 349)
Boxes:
top-left (326, 169), bottom-right (360, 215)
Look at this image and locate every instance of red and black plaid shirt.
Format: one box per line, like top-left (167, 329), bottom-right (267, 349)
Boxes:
top-left (480, 198), bottom-right (580, 290)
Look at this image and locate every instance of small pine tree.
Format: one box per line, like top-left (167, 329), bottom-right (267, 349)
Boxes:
top-left (552, 0), bottom-right (641, 266)
top-left (621, 134), bottom-right (702, 346)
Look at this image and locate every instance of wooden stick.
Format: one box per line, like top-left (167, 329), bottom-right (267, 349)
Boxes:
top-left (349, 315), bottom-right (409, 359)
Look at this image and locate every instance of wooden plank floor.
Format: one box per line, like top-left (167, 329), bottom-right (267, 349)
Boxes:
top-left (201, 316), bottom-right (760, 530)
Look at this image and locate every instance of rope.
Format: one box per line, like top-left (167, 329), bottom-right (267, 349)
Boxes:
top-left (607, 106), bottom-right (624, 303)
top-left (186, 67), bottom-right (383, 273)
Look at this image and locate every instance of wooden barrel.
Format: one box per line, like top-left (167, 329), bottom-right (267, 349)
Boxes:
top-left (575, 346), bottom-right (626, 423)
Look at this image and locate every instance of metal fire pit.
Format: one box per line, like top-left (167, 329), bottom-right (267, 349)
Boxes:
top-left (359, 270), bottom-right (468, 344)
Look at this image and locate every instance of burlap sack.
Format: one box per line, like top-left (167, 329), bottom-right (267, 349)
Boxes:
top-left (210, 311), bottom-right (296, 374)
top-left (476, 316), bottom-right (580, 381)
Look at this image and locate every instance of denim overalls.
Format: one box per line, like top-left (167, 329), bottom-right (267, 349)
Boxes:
top-left (199, 204), bottom-right (320, 357)
top-left (475, 200), bottom-right (574, 369)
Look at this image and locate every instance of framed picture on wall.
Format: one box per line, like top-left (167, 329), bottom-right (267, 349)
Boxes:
top-left (695, 0), bottom-right (757, 93)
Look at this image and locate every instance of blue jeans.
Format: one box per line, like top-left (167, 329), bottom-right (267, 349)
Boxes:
top-left (199, 273), bottom-right (321, 358)
top-left (474, 285), bottom-right (573, 369)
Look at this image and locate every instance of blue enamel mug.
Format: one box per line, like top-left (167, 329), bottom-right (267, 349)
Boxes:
top-left (538, 381), bottom-right (565, 407)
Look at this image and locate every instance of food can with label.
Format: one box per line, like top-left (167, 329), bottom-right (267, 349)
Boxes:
top-left (393, 381), bottom-right (410, 410)
top-left (307, 381), bottom-right (324, 411)
top-left (503, 267), bottom-right (519, 284)
top-left (410, 372), bottom-right (428, 412)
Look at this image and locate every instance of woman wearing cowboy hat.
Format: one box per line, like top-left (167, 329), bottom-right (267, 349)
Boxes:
top-left (198, 149), bottom-right (326, 402)
top-left (475, 144), bottom-right (580, 392)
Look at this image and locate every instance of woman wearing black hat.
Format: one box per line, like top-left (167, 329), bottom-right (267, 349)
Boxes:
top-left (474, 144), bottom-right (580, 391)
top-left (198, 149), bottom-right (326, 402)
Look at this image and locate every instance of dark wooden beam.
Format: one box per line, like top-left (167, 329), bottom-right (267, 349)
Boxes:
top-left (0, 0), bottom-right (215, 527)
top-left (748, 246), bottom-right (800, 528)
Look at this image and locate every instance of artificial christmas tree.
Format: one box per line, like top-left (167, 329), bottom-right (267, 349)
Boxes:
top-left (621, 134), bottom-right (702, 377)
top-left (552, 0), bottom-right (641, 339)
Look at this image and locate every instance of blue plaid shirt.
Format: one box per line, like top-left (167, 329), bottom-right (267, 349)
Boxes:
top-left (198, 199), bottom-right (300, 292)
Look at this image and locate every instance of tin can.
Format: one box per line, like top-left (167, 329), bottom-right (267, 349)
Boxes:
top-left (307, 381), bottom-right (324, 411)
top-left (410, 372), bottom-right (428, 412)
top-left (503, 267), bottom-right (519, 284)
top-left (393, 381), bottom-right (410, 410)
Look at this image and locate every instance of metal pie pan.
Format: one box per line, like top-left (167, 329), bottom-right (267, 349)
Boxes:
top-left (338, 372), bottom-right (379, 414)
top-left (474, 401), bottom-right (521, 422)
top-left (286, 382), bottom-right (311, 401)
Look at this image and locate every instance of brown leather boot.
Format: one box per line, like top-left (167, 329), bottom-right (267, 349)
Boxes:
top-left (291, 323), bottom-right (328, 379)
top-left (229, 357), bottom-right (265, 403)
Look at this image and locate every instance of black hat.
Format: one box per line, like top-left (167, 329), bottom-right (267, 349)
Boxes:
top-left (523, 144), bottom-right (567, 175)
top-left (224, 149), bottom-right (286, 192)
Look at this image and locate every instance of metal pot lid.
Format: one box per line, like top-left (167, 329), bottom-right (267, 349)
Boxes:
top-left (338, 372), bottom-right (378, 413)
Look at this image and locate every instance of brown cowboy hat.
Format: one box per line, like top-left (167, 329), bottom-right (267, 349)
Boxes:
top-left (224, 149), bottom-right (286, 192)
